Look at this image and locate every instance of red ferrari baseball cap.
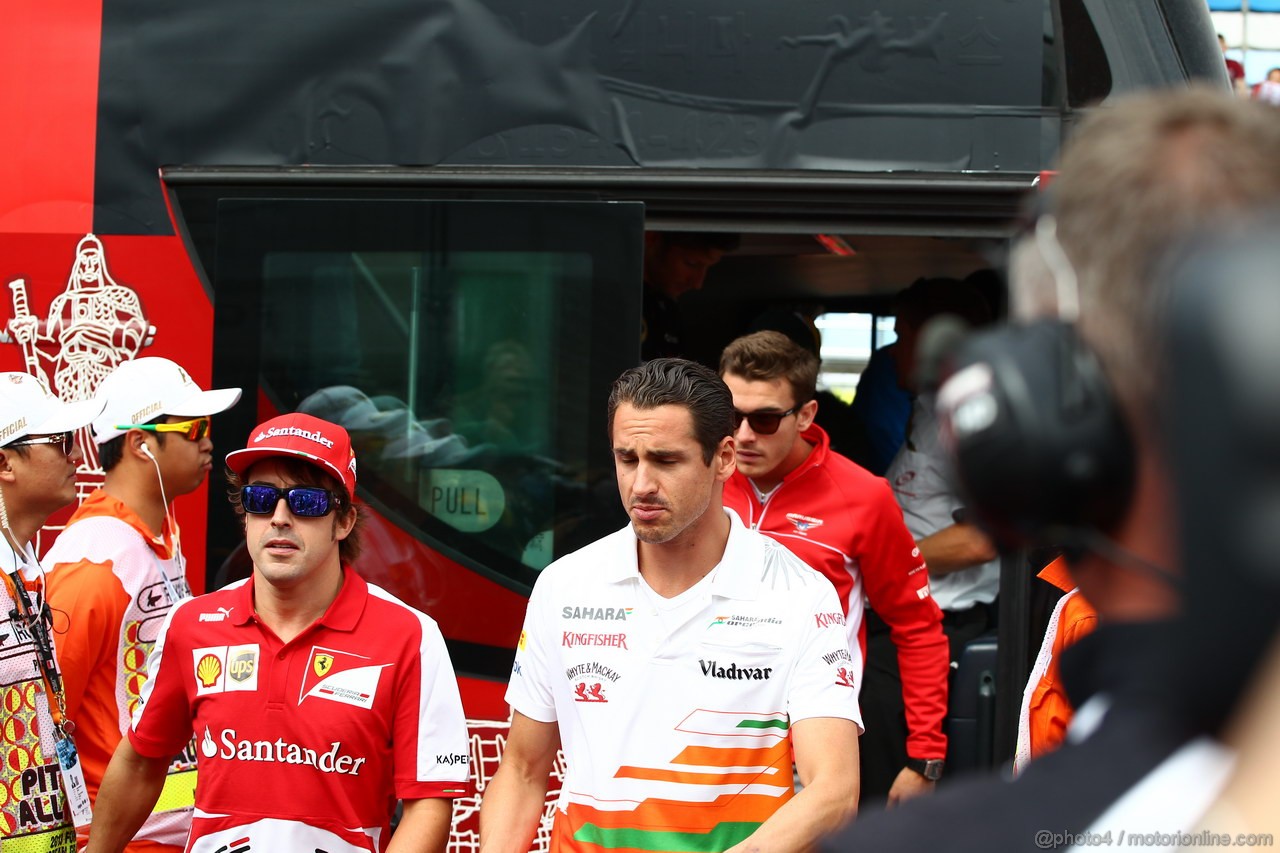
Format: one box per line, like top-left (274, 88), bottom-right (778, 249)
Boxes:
top-left (225, 413), bottom-right (357, 500)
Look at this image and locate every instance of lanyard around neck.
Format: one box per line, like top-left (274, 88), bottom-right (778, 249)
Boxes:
top-left (3, 560), bottom-right (69, 730)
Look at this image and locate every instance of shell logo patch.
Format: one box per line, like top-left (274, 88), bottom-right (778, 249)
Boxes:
top-left (196, 654), bottom-right (222, 689)
top-left (192, 645), bottom-right (260, 696)
top-left (299, 646), bottom-right (390, 710)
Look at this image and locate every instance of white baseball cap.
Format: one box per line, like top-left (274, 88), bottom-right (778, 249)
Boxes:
top-left (93, 357), bottom-right (242, 445)
top-left (0, 373), bottom-right (103, 446)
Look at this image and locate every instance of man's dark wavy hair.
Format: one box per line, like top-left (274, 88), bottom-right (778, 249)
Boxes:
top-left (607, 358), bottom-right (735, 464)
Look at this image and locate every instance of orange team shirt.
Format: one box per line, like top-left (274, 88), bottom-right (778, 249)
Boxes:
top-left (43, 489), bottom-right (197, 852)
top-left (1013, 557), bottom-right (1098, 774)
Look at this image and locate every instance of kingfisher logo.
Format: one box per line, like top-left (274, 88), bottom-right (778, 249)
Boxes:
top-left (254, 426), bottom-right (335, 448)
top-left (562, 632), bottom-right (628, 649)
top-left (786, 512), bottom-right (824, 534)
top-left (815, 612), bottom-right (846, 628)
top-left (561, 606), bottom-right (632, 621)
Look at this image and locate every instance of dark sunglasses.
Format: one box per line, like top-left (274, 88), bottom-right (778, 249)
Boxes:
top-left (8, 431), bottom-right (76, 457)
top-left (733, 406), bottom-right (799, 436)
top-left (240, 484), bottom-right (336, 517)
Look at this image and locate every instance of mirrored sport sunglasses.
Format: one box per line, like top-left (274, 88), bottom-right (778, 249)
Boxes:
top-left (115, 416), bottom-right (212, 441)
top-left (240, 484), bottom-right (337, 518)
top-left (732, 405), bottom-right (799, 436)
top-left (8, 431), bottom-right (76, 457)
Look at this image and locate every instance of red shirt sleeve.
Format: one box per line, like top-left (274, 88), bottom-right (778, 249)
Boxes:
top-left (857, 478), bottom-right (950, 760)
top-left (392, 615), bottom-right (473, 800)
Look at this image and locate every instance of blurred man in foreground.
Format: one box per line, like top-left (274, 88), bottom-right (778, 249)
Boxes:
top-left (822, 87), bottom-right (1280, 850)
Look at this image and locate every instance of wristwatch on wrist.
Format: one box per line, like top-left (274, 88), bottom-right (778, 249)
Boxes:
top-left (905, 757), bottom-right (944, 781)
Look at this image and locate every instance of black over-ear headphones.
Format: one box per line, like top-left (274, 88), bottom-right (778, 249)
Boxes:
top-left (934, 316), bottom-right (1135, 552)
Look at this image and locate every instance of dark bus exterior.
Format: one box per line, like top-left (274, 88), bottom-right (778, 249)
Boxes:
top-left (0, 0), bottom-right (1225, 846)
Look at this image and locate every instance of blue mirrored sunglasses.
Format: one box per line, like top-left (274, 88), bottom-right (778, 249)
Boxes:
top-left (240, 484), bottom-right (335, 517)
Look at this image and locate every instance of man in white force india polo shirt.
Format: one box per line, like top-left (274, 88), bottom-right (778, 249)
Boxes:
top-left (84, 413), bottom-right (472, 853)
top-left (480, 359), bottom-right (861, 853)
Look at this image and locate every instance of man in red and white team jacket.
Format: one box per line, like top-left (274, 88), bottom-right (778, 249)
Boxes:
top-left (720, 330), bottom-right (949, 806)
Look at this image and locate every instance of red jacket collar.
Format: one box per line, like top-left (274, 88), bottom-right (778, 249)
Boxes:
top-left (782, 422), bottom-right (831, 485)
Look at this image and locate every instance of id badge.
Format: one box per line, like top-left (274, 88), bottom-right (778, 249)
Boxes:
top-left (54, 731), bottom-right (94, 828)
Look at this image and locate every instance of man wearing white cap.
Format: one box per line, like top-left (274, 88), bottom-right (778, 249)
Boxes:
top-left (43, 356), bottom-right (241, 851)
top-left (85, 413), bottom-right (471, 853)
top-left (0, 371), bottom-right (102, 849)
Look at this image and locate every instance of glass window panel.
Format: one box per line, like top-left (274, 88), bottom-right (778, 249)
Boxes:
top-left (211, 199), bottom-right (642, 594)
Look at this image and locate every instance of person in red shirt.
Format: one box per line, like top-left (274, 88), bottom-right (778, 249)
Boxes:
top-left (719, 331), bottom-right (950, 806)
top-left (84, 413), bottom-right (471, 853)
top-left (1220, 34), bottom-right (1247, 96)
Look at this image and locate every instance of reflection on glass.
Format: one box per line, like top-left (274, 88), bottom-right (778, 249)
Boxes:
top-left (260, 251), bottom-right (597, 574)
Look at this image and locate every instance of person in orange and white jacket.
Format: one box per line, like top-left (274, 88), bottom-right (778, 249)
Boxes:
top-left (719, 331), bottom-right (950, 807)
top-left (1013, 556), bottom-right (1098, 775)
top-left (44, 357), bottom-right (240, 851)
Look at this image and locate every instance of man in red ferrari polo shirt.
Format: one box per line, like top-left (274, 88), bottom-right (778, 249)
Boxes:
top-left (85, 413), bottom-right (472, 853)
top-left (720, 330), bottom-right (950, 806)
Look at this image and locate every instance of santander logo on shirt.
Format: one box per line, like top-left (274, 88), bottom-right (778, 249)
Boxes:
top-left (199, 726), bottom-right (368, 776)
